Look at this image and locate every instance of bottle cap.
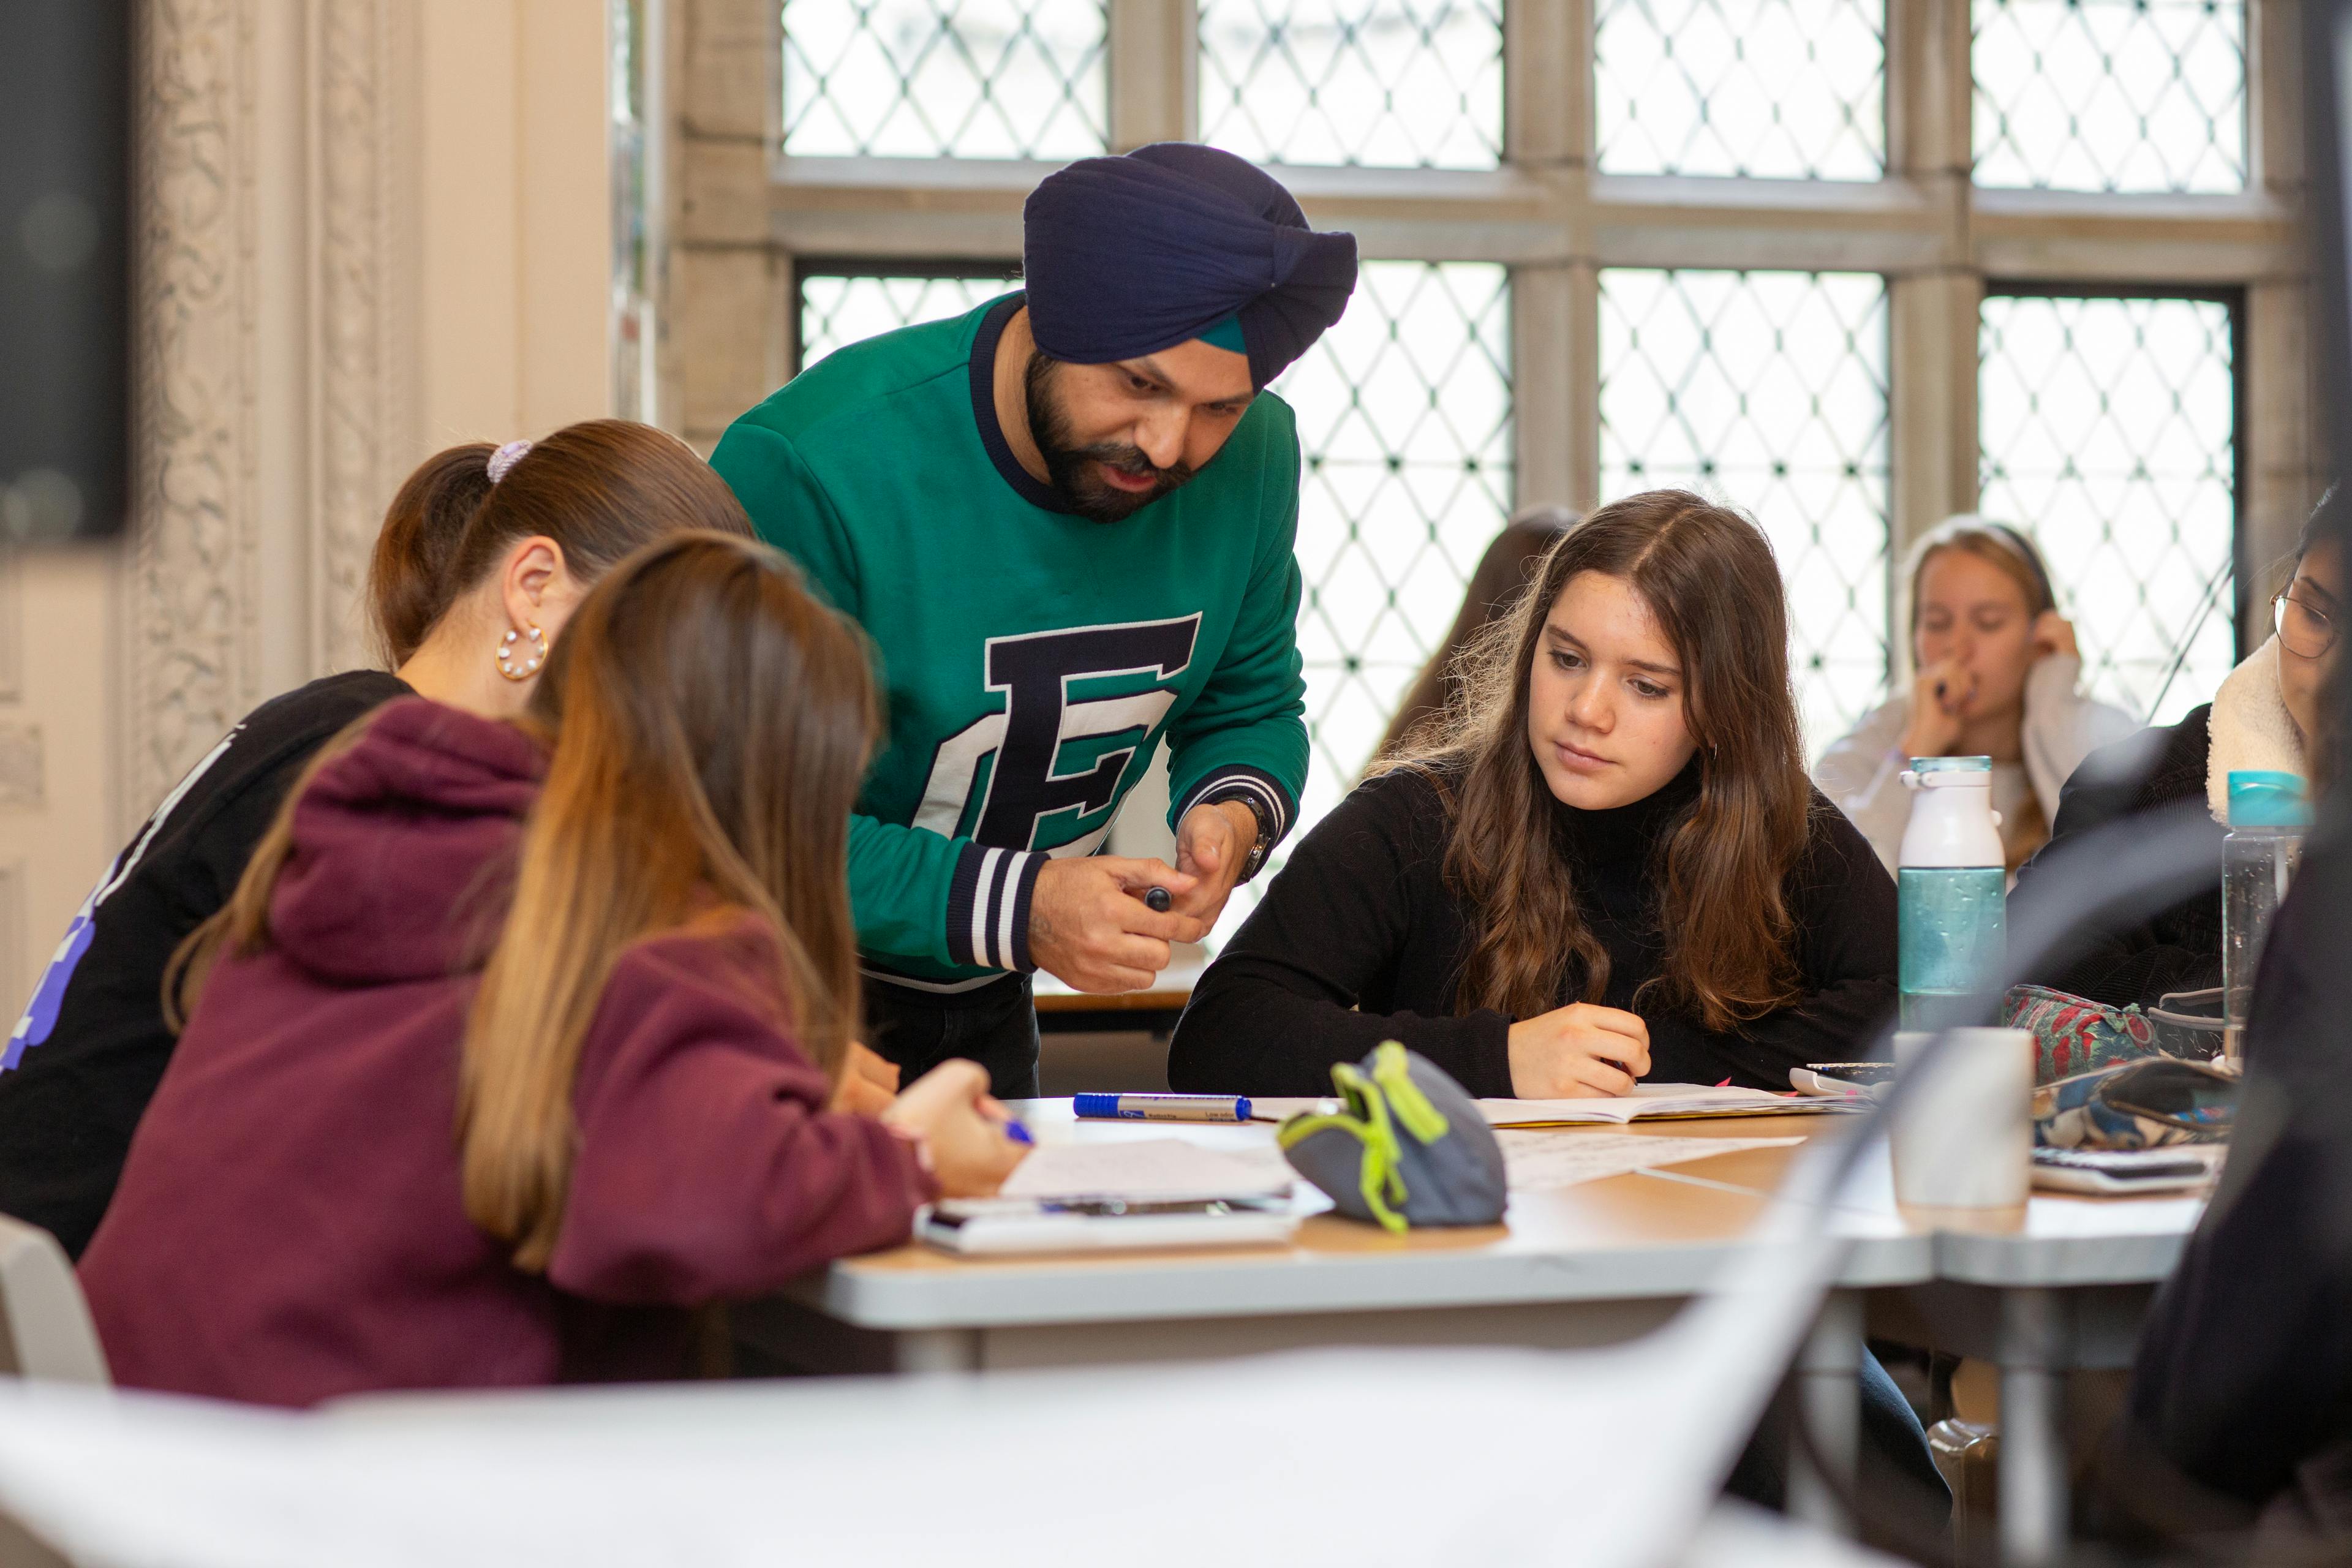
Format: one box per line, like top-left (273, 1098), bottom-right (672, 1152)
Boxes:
top-left (2227, 769), bottom-right (2310, 827)
top-left (1902, 755), bottom-right (1992, 790)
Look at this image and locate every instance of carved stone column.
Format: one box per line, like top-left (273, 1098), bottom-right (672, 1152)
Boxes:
top-left (129, 0), bottom-right (263, 815)
top-left (310, 0), bottom-right (419, 675)
top-left (124, 0), bottom-right (421, 817)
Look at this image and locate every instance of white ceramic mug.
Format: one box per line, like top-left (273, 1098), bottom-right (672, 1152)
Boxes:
top-left (1890, 1027), bottom-right (2034, 1209)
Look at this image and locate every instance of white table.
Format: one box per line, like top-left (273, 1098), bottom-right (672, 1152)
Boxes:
top-left (1899, 1196), bottom-right (2204, 1566)
top-left (741, 1100), bottom-right (1929, 1374)
top-left (742, 1101), bottom-right (2204, 1566)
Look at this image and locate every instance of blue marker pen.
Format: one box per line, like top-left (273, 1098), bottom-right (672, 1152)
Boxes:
top-left (1000, 1115), bottom-right (1034, 1146)
top-left (1073, 1093), bottom-right (1252, 1123)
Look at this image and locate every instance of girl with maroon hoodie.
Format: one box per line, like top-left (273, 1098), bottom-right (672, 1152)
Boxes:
top-left (79, 533), bottom-right (1024, 1406)
top-left (0, 422), bottom-right (897, 1261)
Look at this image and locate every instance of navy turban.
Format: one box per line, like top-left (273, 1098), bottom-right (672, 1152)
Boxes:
top-left (1022, 143), bottom-right (1359, 389)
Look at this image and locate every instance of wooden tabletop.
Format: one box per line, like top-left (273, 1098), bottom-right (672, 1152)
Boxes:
top-left (1031, 952), bottom-right (1205, 1014)
top-left (791, 1101), bottom-right (2209, 1332)
top-left (1033, 986), bottom-right (1194, 1015)
top-left (794, 1103), bottom-right (1931, 1329)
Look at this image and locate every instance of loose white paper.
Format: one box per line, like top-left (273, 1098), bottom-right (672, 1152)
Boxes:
top-left (998, 1138), bottom-right (1295, 1200)
top-left (1496, 1131), bottom-right (1804, 1191)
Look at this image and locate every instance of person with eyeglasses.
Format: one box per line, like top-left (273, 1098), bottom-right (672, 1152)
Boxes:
top-left (2010, 489), bottom-right (2345, 1011)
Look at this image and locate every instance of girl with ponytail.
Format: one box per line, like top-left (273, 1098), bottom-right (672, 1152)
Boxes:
top-left (82, 533), bottom-right (1023, 1406)
top-left (0, 421), bottom-right (750, 1259)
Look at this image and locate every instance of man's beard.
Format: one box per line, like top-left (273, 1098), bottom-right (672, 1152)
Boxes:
top-left (1023, 352), bottom-right (1198, 524)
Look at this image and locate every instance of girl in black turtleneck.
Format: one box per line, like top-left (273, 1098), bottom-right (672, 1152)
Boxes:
top-left (1170, 489), bottom-right (1898, 1099)
top-left (1171, 496), bottom-right (1941, 1539)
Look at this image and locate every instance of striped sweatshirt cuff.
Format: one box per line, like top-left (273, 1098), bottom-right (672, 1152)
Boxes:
top-left (1174, 765), bottom-right (1297, 883)
top-left (945, 845), bottom-right (1042, 972)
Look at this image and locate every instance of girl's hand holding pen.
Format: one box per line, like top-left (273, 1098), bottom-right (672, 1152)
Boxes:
top-left (881, 1060), bottom-right (1031, 1196)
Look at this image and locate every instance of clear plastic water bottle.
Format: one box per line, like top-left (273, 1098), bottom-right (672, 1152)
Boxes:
top-left (1898, 756), bottom-right (2007, 1030)
top-left (2220, 769), bottom-right (2309, 1069)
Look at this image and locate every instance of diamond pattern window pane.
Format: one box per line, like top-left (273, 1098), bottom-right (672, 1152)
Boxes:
top-left (1199, 0), bottom-right (1502, 168)
top-left (1599, 269), bottom-right (1892, 759)
top-left (782, 0), bottom-right (1106, 159)
top-left (796, 272), bottom-right (1015, 372)
top-left (1978, 295), bottom-right (2236, 726)
top-left (1972, 0), bottom-right (2245, 192)
top-left (1216, 260), bottom-right (1513, 941)
top-left (1594, 0), bottom-right (1887, 181)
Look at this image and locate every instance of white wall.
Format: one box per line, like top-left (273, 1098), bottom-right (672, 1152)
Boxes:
top-left (418, 0), bottom-right (613, 447)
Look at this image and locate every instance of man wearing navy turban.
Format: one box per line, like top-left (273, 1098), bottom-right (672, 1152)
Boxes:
top-left (712, 145), bottom-right (1357, 1095)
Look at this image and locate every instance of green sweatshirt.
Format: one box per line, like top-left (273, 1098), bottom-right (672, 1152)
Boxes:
top-left (710, 294), bottom-right (1308, 990)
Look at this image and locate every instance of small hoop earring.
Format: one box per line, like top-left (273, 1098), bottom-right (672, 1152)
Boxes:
top-left (496, 623), bottom-right (546, 682)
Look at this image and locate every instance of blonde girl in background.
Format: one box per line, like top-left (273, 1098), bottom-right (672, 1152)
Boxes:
top-left (1815, 516), bottom-right (2137, 875)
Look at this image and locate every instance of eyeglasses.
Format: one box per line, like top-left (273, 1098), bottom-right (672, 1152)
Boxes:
top-left (2274, 588), bottom-right (2339, 659)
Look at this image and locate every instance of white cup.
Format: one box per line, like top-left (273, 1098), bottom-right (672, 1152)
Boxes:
top-left (1890, 1027), bottom-right (2034, 1210)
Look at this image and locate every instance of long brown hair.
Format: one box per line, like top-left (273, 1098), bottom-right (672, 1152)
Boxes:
top-left (1373, 505), bottom-right (1577, 765)
top-left (168, 534), bottom-right (875, 1272)
top-left (458, 533), bottom-right (878, 1269)
top-left (172, 420), bottom-right (761, 1023)
top-left (1387, 490), bottom-right (1812, 1031)
top-left (364, 420), bottom-right (753, 668)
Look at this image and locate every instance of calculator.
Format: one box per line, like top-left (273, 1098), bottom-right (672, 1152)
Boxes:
top-left (2030, 1145), bottom-right (2223, 1195)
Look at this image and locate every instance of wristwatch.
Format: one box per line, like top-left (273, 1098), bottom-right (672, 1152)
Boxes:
top-left (1219, 793), bottom-right (1277, 882)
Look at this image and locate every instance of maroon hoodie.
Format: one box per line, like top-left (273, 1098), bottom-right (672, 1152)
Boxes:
top-left (78, 698), bottom-right (933, 1407)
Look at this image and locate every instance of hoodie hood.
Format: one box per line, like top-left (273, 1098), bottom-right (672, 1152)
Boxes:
top-left (2205, 635), bottom-right (2306, 821)
top-left (268, 697), bottom-right (546, 986)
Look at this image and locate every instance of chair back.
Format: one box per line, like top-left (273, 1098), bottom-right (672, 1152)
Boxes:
top-left (0, 1218), bottom-right (107, 1387)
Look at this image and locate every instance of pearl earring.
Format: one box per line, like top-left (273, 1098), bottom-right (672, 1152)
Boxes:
top-left (496, 624), bottom-right (546, 682)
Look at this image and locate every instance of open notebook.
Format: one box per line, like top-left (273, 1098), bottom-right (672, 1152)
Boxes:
top-left (1246, 1083), bottom-right (1859, 1128)
top-left (1480, 1083), bottom-right (1864, 1128)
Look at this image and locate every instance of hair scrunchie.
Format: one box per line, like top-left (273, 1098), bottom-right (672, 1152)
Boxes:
top-left (486, 440), bottom-right (533, 484)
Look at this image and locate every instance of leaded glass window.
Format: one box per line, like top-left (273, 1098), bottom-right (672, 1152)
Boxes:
top-left (1200, 260), bottom-right (1513, 937)
top-left (781, 0), bottom-right (1107, 159)
top-left (1198, 0), bottom-right (1504, 168)
top-left (1978, 293), bottom-right (2238, 726)
top-left (796, 270), bottom-right (1016, 371)
top-left (1285, 261), bottom-right (1513, 786)
top-left (1599, 268), bottom-right (1893, 758)
top-left (1594, 0), bottom-right (1887, 181)
top-left (1972, 0), bottom-right (2247, 193)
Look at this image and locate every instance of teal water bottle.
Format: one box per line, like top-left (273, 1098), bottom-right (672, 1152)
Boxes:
top-left (1897, 755), bottom-right (2007, 1030)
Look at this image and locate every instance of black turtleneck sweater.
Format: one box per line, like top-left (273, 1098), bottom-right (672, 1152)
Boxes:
top-left (1167, 761), bottom-right (1898, 1097)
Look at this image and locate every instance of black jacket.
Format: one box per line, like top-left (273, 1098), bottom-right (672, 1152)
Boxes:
top-left (2112, 821), bottom-right (2352, 1529)
top-left (0, 671), bottom-right (408, 1256)
top-left (1169, 761), bottom-right (1898, 1097)
top-left (2012, 705), bottom-right (2222, 1009)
